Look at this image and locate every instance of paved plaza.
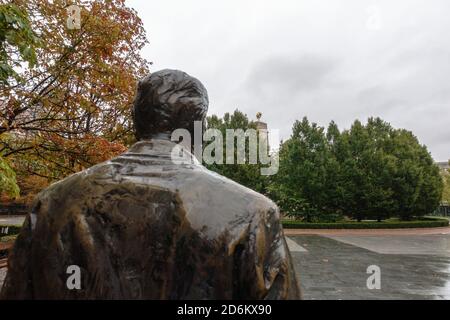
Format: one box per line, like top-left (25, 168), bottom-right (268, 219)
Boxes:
top-left (286, 230), bottom-right (450, 299)
top-left (0, 269), bottom-right (5, 289)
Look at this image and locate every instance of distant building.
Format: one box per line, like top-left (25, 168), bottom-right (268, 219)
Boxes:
top-left (255, 120), bottom-right (267, 131)
top-left (254, 113), bottom-right (269, 148)
top-left (434, 160), bottom-right (450, 216)
top-left (254, 112), bottom-right (267, 132)
top-left (437, 161), bottom-right (450, 170)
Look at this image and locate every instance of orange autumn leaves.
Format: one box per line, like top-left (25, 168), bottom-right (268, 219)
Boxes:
top-left (0, 0), bottom-right (150, 202)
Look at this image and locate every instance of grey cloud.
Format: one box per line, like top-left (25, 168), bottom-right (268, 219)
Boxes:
top-left (245, 55), bottom-right (337, 96)
top-left (127, 0), bottom-right (450, 161)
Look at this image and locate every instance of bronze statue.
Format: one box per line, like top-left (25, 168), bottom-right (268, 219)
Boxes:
top-left (1, 69), bottom-right (301, 299)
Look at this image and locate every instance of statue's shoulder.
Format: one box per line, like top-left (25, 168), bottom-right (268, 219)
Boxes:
top-left (32, 161), bottom-right (119, 207)
top-left (33, 161), bottom-right (179, 222)
top-left (36, 169), bottom-right (88, 201)
top-left (174, 167), bottom-right (281, 237)
top-left (184, 165), bottom-right (278, 212)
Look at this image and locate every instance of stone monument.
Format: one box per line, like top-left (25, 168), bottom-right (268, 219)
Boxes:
top-left (1, 69), bottom-right (301, 299)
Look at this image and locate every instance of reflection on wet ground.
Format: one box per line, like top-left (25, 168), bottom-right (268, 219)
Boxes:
top-left (288, 235), bottom-right (450, 300)
top-left (0, 268), bottom-right (6, 289)
top-left (0, 215), bottom-right (26, 226)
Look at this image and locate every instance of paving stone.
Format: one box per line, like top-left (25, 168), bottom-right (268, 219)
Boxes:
top-left (289, 235), bottom-right (450, 300)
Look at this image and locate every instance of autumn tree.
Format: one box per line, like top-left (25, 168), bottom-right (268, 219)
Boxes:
top-left (1, 2), bottom-right (41, 198)
top-left (0, 0), bottom-right (149, 200)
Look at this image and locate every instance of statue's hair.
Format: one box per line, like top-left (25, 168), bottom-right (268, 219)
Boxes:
top-left (133, 69), bottom-right (209, 140)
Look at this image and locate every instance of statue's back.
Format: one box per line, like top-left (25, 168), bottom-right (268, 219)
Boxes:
top-left (1, 69), bottom-right (300, 300)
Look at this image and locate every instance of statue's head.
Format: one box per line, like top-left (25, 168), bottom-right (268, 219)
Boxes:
top-left (133, 69), bottom-right (209, 140)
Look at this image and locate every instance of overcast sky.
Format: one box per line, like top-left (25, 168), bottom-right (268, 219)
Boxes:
top-left (127, 0), bottom-right (450, 161)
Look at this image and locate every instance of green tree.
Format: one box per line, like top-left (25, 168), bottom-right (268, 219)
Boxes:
top-left (205, 110), bottom-right (268, 194)
top-left (337, 118), bottom-right (442, 221)
top-left (442, 167), bottom-right (450, 204)
top-left (336, 118), bottom-right (395, 221)
top-left (270, 117), bottom-right (339, 221)
top-left (0, 3), bottom-right (40, 197)
top-left (388, 129), bottom-right (443, 219)
top-left (0, 153), bottom-right (19, 198)
top-left (325, 121), bottom-right (345, 216)
top-left (271, 116), bottom-right (443, 222)
top-left (0, 3), bottom-right (40, 84)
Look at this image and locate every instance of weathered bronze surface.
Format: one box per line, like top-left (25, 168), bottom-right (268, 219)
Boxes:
top-left (1, 69), bottom-right (301, 299)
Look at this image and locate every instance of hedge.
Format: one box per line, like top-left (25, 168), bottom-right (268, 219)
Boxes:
top-left (282, 218), bottom-right (449, 229)
top-left (2, 218), bottom-right (449, 237)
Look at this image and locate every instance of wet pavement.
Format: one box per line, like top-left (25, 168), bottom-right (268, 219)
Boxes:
top-left (288, 235), bottom-right (450, 300)
top-left (0, 215), bottom-right (26, 226)
top-left (0, 269), bottom-right (6, 289)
